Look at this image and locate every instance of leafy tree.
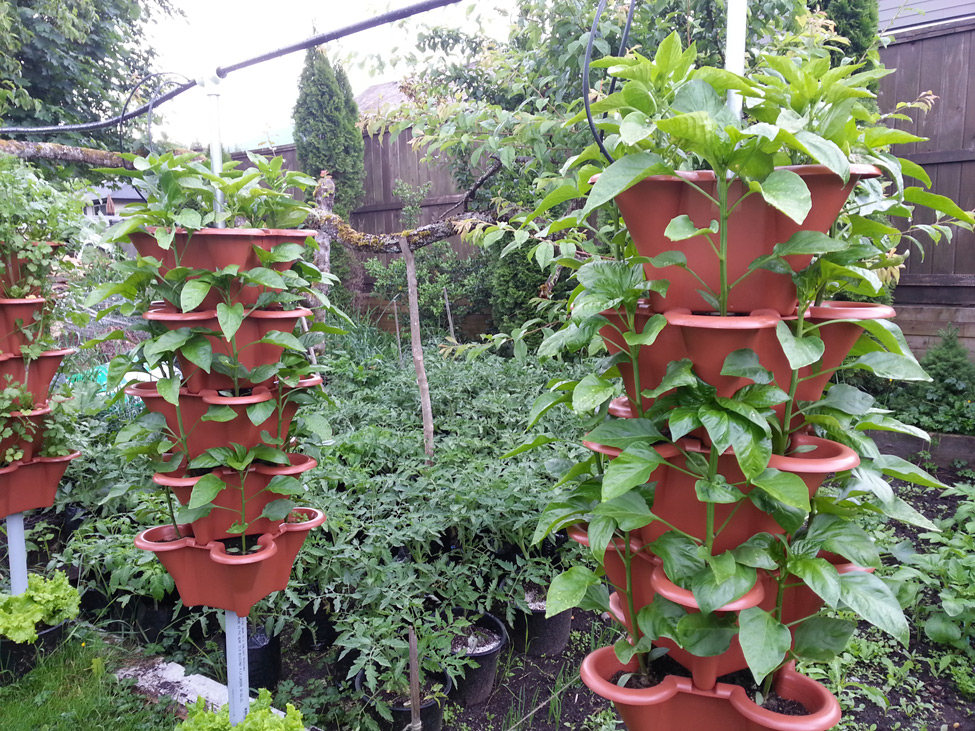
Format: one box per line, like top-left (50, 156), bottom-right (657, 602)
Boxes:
top-left (817, 0), bottom-right (879, 60)
top-left (0, 0), bottom-right (174, 147)
top-left (293, 48), bottom-right (365, 218)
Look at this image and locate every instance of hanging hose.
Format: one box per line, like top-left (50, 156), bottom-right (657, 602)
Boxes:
top-left (583, 0), bottom-right (640, 164)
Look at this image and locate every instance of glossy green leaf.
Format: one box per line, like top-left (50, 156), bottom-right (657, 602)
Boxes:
top-left (793, 617), bottom-right (856, 661)
top-left (739, 607), bottom-right (792, 684)
top-left (156, 377), bottom-right (180, 406)
top-left (839, 571), bottom-right (909, 645)
top-left (790, 557), bottom-right (841, 608)
top-left (754, 169), bottom-right (811, 224)
top-left (776, 321), bottom-right (825, 369)
top-left (547, 566), bottom-right (599, 617)
top-left (216, 302), bottom-right (245, 341)
top-left (603, 445), bottom-right (667, 500)
top-left (246, 399), bottom-right (276, 426)
top-left (188, 473), bottom-right (226, 509)
top-left (675, 612), bottom-right (737, 656)
top-left (572, 374), bottom-right (616, 413)
top-left (751, 468), bottom-right (810, 511)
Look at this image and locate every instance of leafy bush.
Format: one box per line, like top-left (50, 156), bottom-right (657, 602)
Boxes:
top-left (364, 242), bottom-right (489, 334)
top-left (886, 326), bottom-right (975, 434)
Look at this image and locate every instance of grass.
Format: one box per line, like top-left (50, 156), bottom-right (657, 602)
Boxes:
top-left (0, 627), bottom-right (177, 731)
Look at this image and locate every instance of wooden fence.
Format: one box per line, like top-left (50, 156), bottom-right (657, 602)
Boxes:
top-left (231, 128), bottom-right (471, 260)
top-left (878, 17), bottom-right (975, 307)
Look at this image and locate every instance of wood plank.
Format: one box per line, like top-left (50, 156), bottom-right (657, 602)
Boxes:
top-left (895, 303), bottom-right (975, 322)
top-left (916, 34), bottom-right (947, 155)
top-left (890, 40), bottom-right (922, 155)
top-left (902, 149), bottom-right (975, 165)
top-left (931, 163), bottom-right (962, 274)
top-left (954, 160), bottom-right (975, 274)
top-left (940, 30), bottom-right (971, 150)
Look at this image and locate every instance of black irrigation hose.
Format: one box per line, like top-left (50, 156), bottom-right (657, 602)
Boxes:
top-left (584, 0), bottom-right (639, 164)
top-left (0, 0), bottom-right (463, 136)
top-left (116, 71), bottom-right (194, 154)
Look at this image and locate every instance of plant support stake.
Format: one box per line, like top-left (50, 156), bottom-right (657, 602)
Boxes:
top-left (226, 610), bottom-right (250, 725)
top-left (5, 513), bottom-right (28, 595)
top-left (725, 0), bottom-right (748, 117)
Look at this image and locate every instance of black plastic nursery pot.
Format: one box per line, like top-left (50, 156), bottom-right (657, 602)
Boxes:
top-left (451, 611), bottom-right (508, 707)
top-left (355, 667), bottom-right (453, 731)
top-left (297, 602), bottom-right (339, 654)
top-left (221, 624), bottom-right (282, 691)
top-left (0, 621), bottom-right (66, 684)
top-left (511, 604), bottom-right (571, 657)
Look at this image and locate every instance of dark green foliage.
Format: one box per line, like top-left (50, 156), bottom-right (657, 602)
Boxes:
top-left (326, 241), bottom-right (356, 312)
top-left (293, 49), bottom-right (365, 218)
top-left (485, 243), bottom-right (571, 341)
top-left (817, 0), bottom-right (879, 60)
top-left (0, 0), bottom-right (173, 150)
top-left (887, 326), bottom-right (975, 435)
top-left (365, 243), bottom-right (490, 336)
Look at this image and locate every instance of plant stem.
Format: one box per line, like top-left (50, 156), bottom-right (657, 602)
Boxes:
top-left (717, 173), bottom-right (730, 316)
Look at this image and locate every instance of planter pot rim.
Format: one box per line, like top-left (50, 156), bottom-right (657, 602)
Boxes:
top-left (200, 386), bottom-right (273, 405)
top-left (650, 563), bottom-right (765, 611)
top-left (451, 610), bottom-right (509, 659)
top-left (30, 450), bottom-right (82, 465)
top-left (136, 226), bottom-right (311, 238)
top-left (580, 646), bottom-right (683, 705)
top-left (144, 305), bottom-right (313, 322)
top-left (11, 404), bottom-right (52, 419)
top-left (582, 646), bottom-right (841, 727)
top-left (567, 522), bottom-right (651, 559)
top-left (665, 308), bottom-right (780, 329)
top-left (592, 163), bottom-right (882, 186)
top-left (0, 347), bottom-right (74, 362)
top-left (135, 523), bottom-right (279, 564)
top-left (152, 452), bottom-right (316, 487)
top-left (582, 440), bottom-right (681, 461)
top-left (781, 434), bottom-right (860, 474)
top-left (806, 300), bottom-right (896, 321)
top-left (0, 296), bottom-right (47, 306)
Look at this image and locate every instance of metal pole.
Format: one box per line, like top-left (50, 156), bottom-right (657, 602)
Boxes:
top-left (5, 514), bottom-right (28, 595)
top-left (725, 0), bottom-right (748, 117)
top-left (225, 611), bottom-right (250, 725)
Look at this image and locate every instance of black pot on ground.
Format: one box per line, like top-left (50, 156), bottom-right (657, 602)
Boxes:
top-left (451, 612), bottom-right (508, 706)
top-left (511, 605), bottom-right (571, 657)
top-left (297, 602), bottom-right (338, 653)
top-left (222, 624), bottom-right (281, 691)
top-left (354, 666), bottom-right (453, 731)
top-left (62, 504), bottom-right (86, 538)
top-left (133, 596), bottom-right (178, 645)
top-left (0, 621), bottom-right (66, 683)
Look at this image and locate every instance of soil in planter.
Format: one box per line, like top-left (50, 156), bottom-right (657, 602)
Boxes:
top-left (217, 536), bottom-right (264, 555)
top-left (450, 626), bottom-right (503, 655)
top-left (718, 668), bottom-right (809, 716)
top-left (376, 676), bottom-right (446, 708)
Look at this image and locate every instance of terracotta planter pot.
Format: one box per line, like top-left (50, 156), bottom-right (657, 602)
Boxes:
top-left (144, 305), bottom-right (312, 392)
top-left (0, 404), bottom-right (50, 464)
top-left (792, 301), bottom-right (897, 403)
top-left (125, 381), bottom-right (300, 458)
top-left (614, 164), bottom-right (880, 315)
top-left (0, 451), bottom-right (80, 519)
top-left (650, 565), bottom-right (765, 690)
top-left (568, 523), bottom-right (658, 628)
top-left (598, 301), bottom-right (687, 413)
top-left (585, 436), bottom-right (858, 554)
top-left (129, 228), bottom-right (308, 309)
top-left (582, 646), bottom-right (841, 730)
top-left (156, 453), bottom-right (317, 544)
top-left (0, 348), bottom-right (73, 406)
top-left (134, 507), bottom-right (325, 616)
top-left (0, 242), bottom-right (63, 298)
top-left (0, 297), bottom-right (46, 355)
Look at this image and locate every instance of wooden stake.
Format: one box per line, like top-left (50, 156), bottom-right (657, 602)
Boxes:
top-left (408, 626), bottom-right (422, 731)
top-left (399, 236), bottom-right (434, 462)
top-left (442, 286), bottom-right (456, 341)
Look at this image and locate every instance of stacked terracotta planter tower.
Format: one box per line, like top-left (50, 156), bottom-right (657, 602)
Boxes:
top-left (574, 167), bottom-right (898, 730)
top-left (0, 243), bottom-right (80, 531)
top-left (128, 228), bottom-right (325, 618)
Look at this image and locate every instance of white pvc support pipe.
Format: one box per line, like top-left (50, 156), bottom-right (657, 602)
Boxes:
top-left (205, 72), bottom-right (226, 226)
top-left (725, 0), bottom-right (748, 118)
top-left (226, 610), bottom-right (250, 725)
top-left (5, 513), bottom-right (28, 595)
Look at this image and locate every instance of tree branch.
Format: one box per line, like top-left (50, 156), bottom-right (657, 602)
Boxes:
top-left (306, 209), bottom-right (492, 254)
top-left (0, 139), bottom-right (136, 169)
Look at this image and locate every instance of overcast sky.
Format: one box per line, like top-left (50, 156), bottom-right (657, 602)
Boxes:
top-left (148, 1), bottom-right (515, 150)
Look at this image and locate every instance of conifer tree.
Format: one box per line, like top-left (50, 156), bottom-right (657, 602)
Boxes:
top-left (293, 48), bottom-right (365, 218)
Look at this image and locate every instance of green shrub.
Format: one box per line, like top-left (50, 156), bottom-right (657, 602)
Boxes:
top-left (887, 325), bottom-right (975, 435)
top-left (364, 242), bottom-right (489, 335)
